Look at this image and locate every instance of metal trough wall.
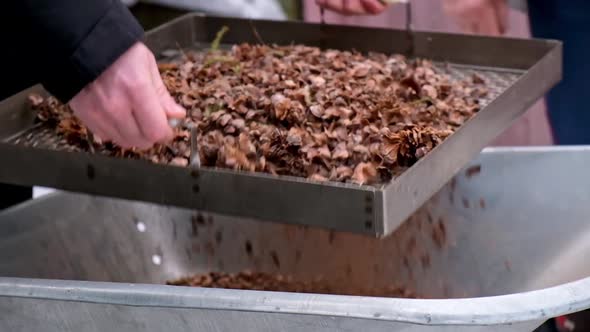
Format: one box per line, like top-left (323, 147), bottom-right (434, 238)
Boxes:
top-left (0, 147), bottom-right (590, 331)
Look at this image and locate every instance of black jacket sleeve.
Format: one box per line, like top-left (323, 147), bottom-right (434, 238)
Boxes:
top-left (4, 0), bottom-right (144, 103)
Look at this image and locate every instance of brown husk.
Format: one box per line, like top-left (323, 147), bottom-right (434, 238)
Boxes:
top-left (32, 43), bottom-right (484, 185)
top-left (167, 270), bottom-right (418, 298)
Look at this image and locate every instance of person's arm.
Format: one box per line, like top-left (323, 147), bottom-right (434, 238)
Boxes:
top-left (6, 0), bottom-right (143, 103)
top-left (316, 0), bottom-right (508, 37)
top-left (315, 0), bottom-right (388, 15)
top-left (4, 0), bottom-right (185, 149)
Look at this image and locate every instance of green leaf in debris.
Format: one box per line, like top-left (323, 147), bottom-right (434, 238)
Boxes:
top-left (410, 96), bottom-right (434, 107)
top-left (211, 26), bottom-right (230, 52)
top-left (232, 64), bottom-right (243, 74)
top-left (204, 55), bottom-right (239, 67)
top-left (271, 50), bottom-right (286, 57)
top-left (205, 103), bottom-right (224, 116)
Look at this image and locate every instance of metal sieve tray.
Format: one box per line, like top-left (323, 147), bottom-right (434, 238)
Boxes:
top-left (0, 13), bottom-right (561, 236)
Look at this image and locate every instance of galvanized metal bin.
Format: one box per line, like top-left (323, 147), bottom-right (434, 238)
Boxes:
top-left (0, 147), bottom-right (590, 331)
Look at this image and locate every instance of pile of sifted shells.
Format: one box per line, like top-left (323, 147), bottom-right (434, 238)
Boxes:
top-left (31, 42), bottom-right (487, 186)
top-left (167, 270), bottom-right (418, 298)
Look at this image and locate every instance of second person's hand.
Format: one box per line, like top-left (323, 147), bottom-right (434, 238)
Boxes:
top-left (315, 0), bottom-right (389, 15)
top-left (69, 42), bottom-right (186, 150)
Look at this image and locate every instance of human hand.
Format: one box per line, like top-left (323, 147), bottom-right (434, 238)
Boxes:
top-left (69, 42), bottom-right (186, 150)
top-left (315, 0), bottom-right (389, 15)
top-left (443, 0), bottom-right (508, 36)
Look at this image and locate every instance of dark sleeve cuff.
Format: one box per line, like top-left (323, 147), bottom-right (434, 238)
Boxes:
top-left (41, 1), bottom-right (144, 103)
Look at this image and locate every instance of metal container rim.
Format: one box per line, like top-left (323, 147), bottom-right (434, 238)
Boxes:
top-left (0, 274), bottom-right (588, 326)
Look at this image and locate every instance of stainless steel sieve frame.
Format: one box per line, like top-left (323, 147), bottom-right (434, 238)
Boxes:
top-left (0, 13), bottom-right (562, 236)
